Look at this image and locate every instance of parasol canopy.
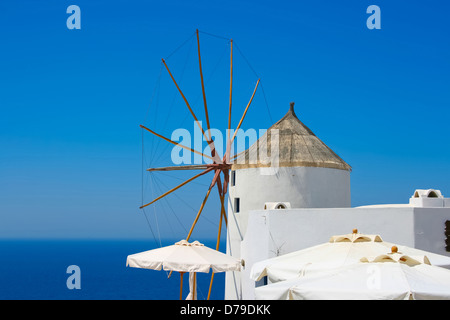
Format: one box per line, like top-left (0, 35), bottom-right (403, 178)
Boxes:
top-left (126, 239), bottom-right (241, 299)
top-left (251, 229), bottom-right (450, 283)
top-left (255, 248), bottom-right (450, 300)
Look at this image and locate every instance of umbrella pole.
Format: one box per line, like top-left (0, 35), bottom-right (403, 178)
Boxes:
top-left (193, 272), bottom-right (197, 300)
top-left (179, 272), bottom-right (184, 300)
top-left (207, 272), bottom-right (215, 300)
top-left (207, 206), bottom-right (225, 300)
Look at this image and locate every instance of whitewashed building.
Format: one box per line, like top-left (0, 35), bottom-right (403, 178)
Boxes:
top-left (225, 103), bottom-right (450, 300)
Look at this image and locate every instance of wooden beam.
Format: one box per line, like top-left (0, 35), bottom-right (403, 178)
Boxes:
top-left (147, 165), bottom-right (209, 172)
top-left (196, 30), bottom-right (211, 141)
top-left (225, 78), bottom-right (260, 161)
top-left (179, 272), bottom-right (184, 300)
top-left (161, 58), bottom-right (209, 142)
top-left (207, 193), bottom-right (227, 300)
top-left (161, 58), bottom-right (225, 166)
top-left (139, 167), bottom-right (214, 209)
top-left (140, 125), bottom-right (214, 162)
top-left (227, 39), bottom-right (233, 161)
top-left (230, 78), bottom-right (260, 146)
top-left (147, 163), bottom-right (231, 172)
top-left (185, 169), bottom-right (221, 241)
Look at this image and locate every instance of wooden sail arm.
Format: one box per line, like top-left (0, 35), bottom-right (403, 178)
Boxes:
top-left (185, 168), bottom-right (221, 241)
top-left (207, 193), bottom-right (227, 300)
top-left (139, 167), bottom-right (214, 209)
top-left (225, 78), bottom-right (260, 161)
top-left (196, 30), bottom-right (211, 141)
top-left (161, 58), bottom-right (210, 144)
top-left (230, 78), bottom-right (260, 145)
top-left (227, 39), bottom-right (233, 163)
top-left (220, 148), bottom-right (245, 166)
top-left (147, 164), bottom-right (209, 172)
top-left (229, 149), bottom-right (245, 162)
top-left (140, 124), bottom-right (214, 162)
top-left (147, 163), bottom-right (231, 172)
top-left (161, 58), bottom-right (222, 163)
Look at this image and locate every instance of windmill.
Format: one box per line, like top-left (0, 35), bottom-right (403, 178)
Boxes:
top-left (138, 30), bottom-right (260, 299)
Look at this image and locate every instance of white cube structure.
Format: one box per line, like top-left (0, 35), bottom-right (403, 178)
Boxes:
top-left (410, 189), bottom-right (446, 207)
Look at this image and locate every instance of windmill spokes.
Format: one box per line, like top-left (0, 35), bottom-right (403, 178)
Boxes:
top-left (196, 29), bottom-right (211, 142)
top-left (141, 30), bottom-right (262, 300)
top-left (161, 58), bottom-right (210, 144)
top-left (225, 78), bottom-right (260, 162)
top-left (139, 167), bottom-right (214, 209)
top-left (228, 39), bottom-right (233, 144)
top-left (140, 124), bottom-right (214, 162)
top-left (147, 163), bottom-right (231, 172)
top-left (147, 164), bottom-right (209, 172)
top-left (185, 168), bottom-right (221, 241)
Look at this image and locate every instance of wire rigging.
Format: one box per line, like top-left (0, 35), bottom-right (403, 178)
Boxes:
top-left (234, 42), bottom-right (273, 124)
top-left (149, 44), bottom-right (230, 167)
top-left (149, 38), bottom-right (196, 167)
top-left (138, 30), bottom-right (273, 300)
top-left (140, 29), bottom-right (267, 266)
top-left (164, 32), bottom-right (197, 60)
top-left (152, 172), bottom-right (219, 229)
top-left (142, 129), bottom-right (161, 247)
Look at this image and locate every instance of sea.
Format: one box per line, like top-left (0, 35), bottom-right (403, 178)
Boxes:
top-left (0, 239), bottom-right (226, 300)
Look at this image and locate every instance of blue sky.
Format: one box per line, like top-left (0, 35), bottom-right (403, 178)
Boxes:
top-left (1, 0), bottom-right (449, 240)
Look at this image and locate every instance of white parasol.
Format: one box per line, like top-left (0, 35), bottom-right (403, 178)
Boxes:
top-left (251, 229), bottom-right (450, 283)
top-left (255, 247), bottom-right (450, 300)
top-left (126, 239), bottom-right (241, 300)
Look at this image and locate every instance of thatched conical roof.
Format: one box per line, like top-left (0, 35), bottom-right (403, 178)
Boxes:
top-left (231, 102), bottom-right (351, 171)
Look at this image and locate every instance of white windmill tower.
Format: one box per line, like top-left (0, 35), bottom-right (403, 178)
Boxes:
top-left (225, 102), bottom-right (352, 299)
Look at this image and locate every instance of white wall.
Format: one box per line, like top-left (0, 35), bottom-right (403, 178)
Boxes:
top-left (239, 206), bottom-right (450, 299)
top-left (414, 208), bottom-right (450, 254)
top-left (225, 166), bottom-right (351, 299)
